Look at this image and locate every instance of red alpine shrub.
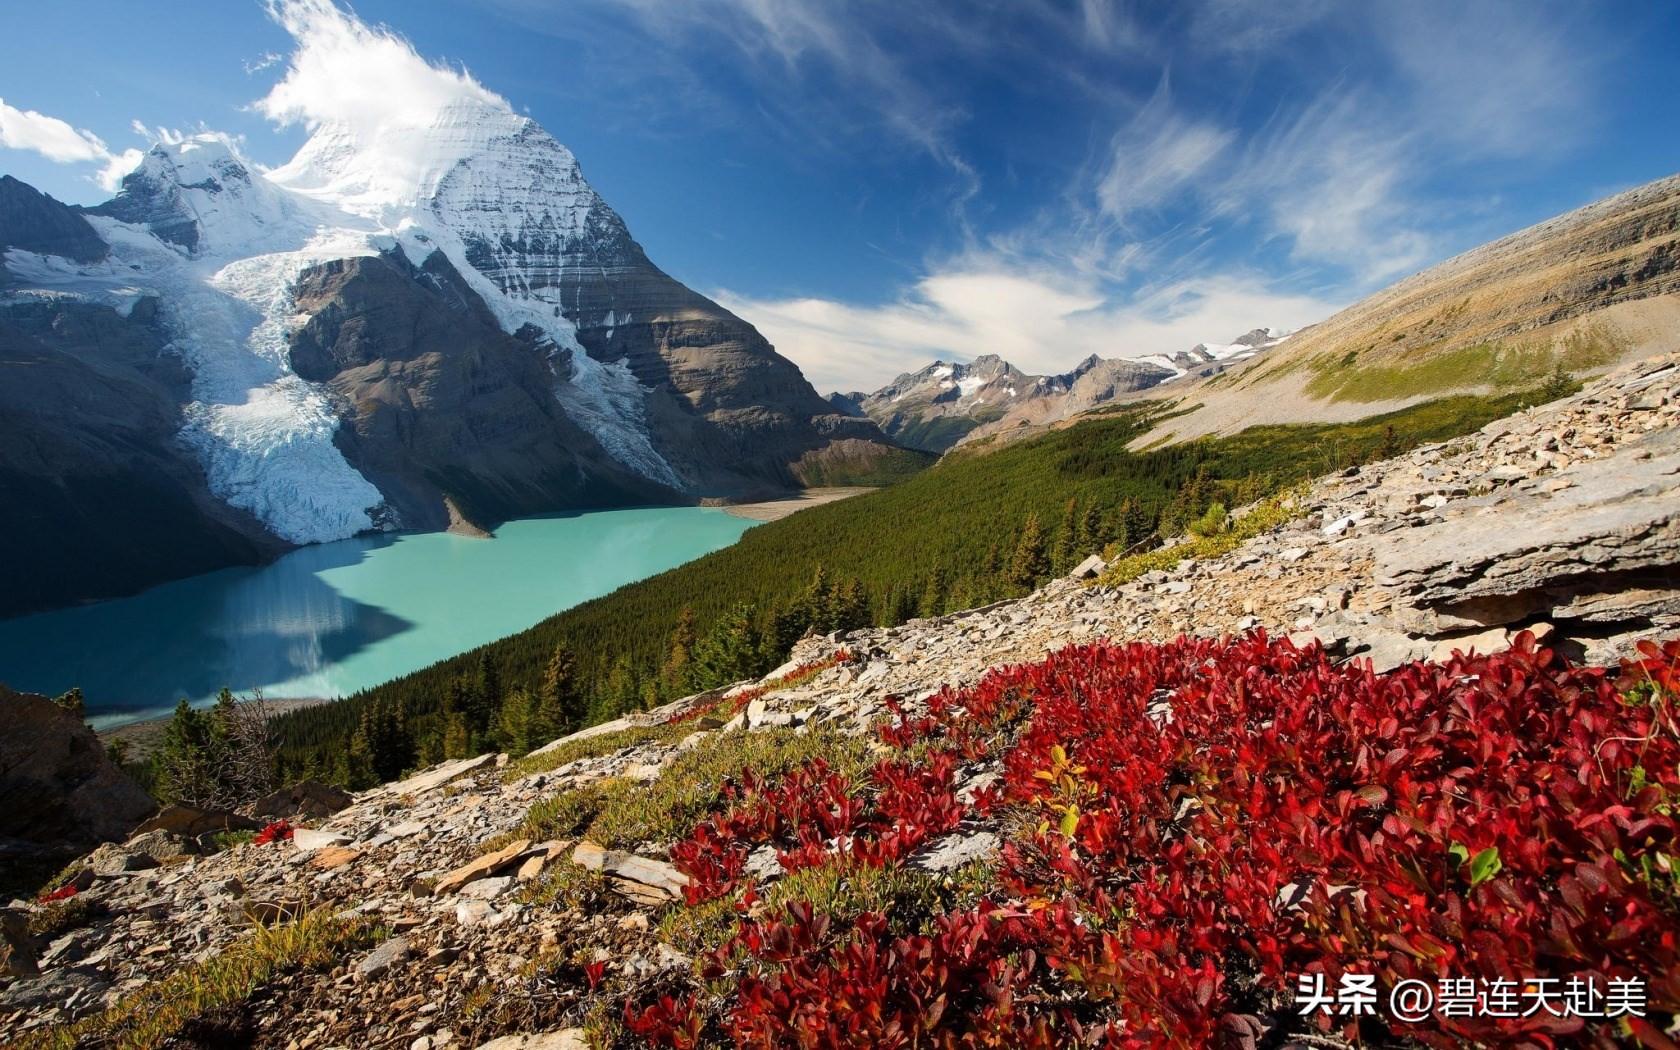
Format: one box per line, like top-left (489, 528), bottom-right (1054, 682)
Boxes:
top-left (252, 819), bottom-right (294, 845)
top-left (632, 631), bottom-right (1680, 1048)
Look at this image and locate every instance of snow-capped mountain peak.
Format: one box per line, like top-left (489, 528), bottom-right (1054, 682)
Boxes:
top-left (90, 134), bottom-right (310, 258)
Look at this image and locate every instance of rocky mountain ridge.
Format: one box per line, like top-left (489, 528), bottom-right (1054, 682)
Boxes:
top-left (830, 349), bottom-right (1189, 453)
top-left (5, 351), bottom-right (1675, 1046)
top-left (830, 328), bottom-right (1288, 454)
top-left (0, 111), bottom-right (900, 615)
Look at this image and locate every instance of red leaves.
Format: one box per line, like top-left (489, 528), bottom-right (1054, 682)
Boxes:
top-left (38, 883), bottom-right (78, 903)
top-left (633, 632), bottom-right (1680, 1047)
top-left (624, 993), bottom-right (705, 1049)
top-left (252, 819), bottom-right (294, 845)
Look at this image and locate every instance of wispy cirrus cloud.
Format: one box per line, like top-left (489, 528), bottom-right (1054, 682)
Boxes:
top-left (1095, 80), bottom-right (1234, 222)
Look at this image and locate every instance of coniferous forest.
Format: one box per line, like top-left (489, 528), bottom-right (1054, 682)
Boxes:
top-left (267, 389), bottom-right (1543, 783)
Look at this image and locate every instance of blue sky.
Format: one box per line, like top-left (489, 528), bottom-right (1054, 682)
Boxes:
top-left (3, 0), bottom-right (1677, 391)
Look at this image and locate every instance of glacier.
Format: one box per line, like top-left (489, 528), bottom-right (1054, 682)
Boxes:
top-left (13, 91), bottom-right (691, 545)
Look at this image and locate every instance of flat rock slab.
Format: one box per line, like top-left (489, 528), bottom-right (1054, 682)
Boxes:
top-left (309, 845), bottom-right (360, 871)
top-left (292, 829), bottom-right (352, 853)
top-left (370, 753), bottom-right (497, 799)
top-left (474, 1031), bottom-right (588, 1050)
top-left (1376, 429), bottom-right (1680, 619)
top-left (911, 830), bottom-right (1000, 873)
top-left (571, 841), bottom-right (688, 900)
top-left (434, 838), bottom-right (530, 895)
top-left (355, 935), bottom-right (409, 979)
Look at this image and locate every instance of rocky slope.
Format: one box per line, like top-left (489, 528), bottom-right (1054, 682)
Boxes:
top-left (0, 100), bottom-right (899, 615)
top-left (1128, 172), bottom-right (1680, 447)
top-left (831, 352), bottom-right (1177, 452)
top-left (4, 353), bottom-right (1675, 1046)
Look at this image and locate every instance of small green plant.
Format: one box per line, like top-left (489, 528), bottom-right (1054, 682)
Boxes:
top-left (1096, 491), bottom-right (1301, 587)
top-left (1187, 502), bottom-right (1229, 538)
top-left (13, 908), bottom-right (378, 1050)
top-left (207, 829), bottom-right (256, 852)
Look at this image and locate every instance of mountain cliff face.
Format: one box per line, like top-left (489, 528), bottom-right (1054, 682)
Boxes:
top-left (830, 350), bottom-right (1185, 452)
top-left (0, 100), bottom-right (900, 616)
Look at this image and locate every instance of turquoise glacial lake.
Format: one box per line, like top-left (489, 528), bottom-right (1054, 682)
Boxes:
top-left (0, 508), bottom-right (755, 729)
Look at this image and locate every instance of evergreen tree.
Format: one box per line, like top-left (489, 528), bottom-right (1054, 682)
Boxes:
top-left (692, 603), bottom-right (766, 689)
top-left (659, 608), bottom-right (698, 698)
top-left (1054, 497), bottom-right (1080, 571)
top-left (156, 699), bottom-right (218, 807)
top-left (1078, 502), bottom-right (1107, 553)
top-left (603, 653), bottom-right (640, 716)
top-left (919, 567), bottom-right (950, 617)
top-left (1007, 512), bottom-right (1050, 589)
top-left (534, 644), bottom-right (583, 742)
top-left (442, 710), bottom-right (472, 760)
top-left (341, 725), bottom-right (378, 790)
top-left (763, 603), bottom-right (806, 661)
top-left (796, 566), bottom-right (833, 628)
top-left (469, 652), bottom-right (501, 738)
top-left (496, 687), bottom-right (540, 756)
top-left (829, 578), bottom-right (870, 633)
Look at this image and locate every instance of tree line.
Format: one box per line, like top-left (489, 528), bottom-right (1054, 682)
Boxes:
top-left (267, 389), bottom-right (1540, 784)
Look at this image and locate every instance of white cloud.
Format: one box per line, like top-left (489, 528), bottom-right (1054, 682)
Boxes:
top-left (719, 266), bottom-right (1339, 393)
top-left (0, 97), bottom-right (140, 191)
top-left (255, 0), bottom-right (509, 134)
top-left (94, 149), bottom-right (145, 192)
top-left (1096, 81), bottom-right (1233, 220)
top-left (0, 98), bottom-right (109, 163)
top-left (1214, 91), bottom-right (1433, 283)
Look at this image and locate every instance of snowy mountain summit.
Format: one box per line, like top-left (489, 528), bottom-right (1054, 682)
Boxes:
top-left (0, 69), bottom-right (894, 615)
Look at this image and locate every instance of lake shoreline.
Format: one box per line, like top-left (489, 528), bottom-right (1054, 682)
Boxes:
top-left (713, 486), bottom-right (874, 522)
top-left (97, 695), bottom-right (334, 761)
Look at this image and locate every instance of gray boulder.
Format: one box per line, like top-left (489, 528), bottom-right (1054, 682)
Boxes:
top-left (0, 688), bottom-right (155, 866)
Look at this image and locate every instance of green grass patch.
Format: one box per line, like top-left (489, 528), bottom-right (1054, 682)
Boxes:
top-left (1096, 491), bottom-right (1301, 586)
top-left (502, 722), bottom-right (687, 782)
top-left (587, 727), bottom-right (872, 850)
top-left (13, 908), bottom-right (379, 1050)
top-left (660, 855), bottom-right (994, 964)
top-left (1304, 328), bottom-right (1620, 403)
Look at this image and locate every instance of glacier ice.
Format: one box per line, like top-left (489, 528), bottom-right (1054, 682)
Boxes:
top-left (12, 95), bottom-right (690, 546)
